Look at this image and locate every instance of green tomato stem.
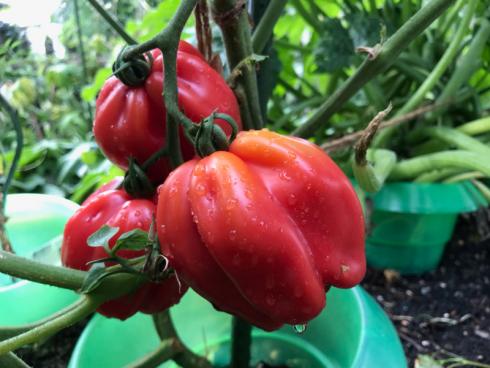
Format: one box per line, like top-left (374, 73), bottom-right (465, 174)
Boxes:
top-left (437, 19), bottom-right (490, 104)
top-left (152, 311), bottom-right (213, 368)
top-left (374, 0), bottom-right (477, 147)
top-left (352, 149), bottom-right (397, 193)
top-left (471, 180), bottom-right (490, 204)
top-left (211, 0), bottom-right (264, 130)
top-left (122, 0), bottom-right (198, 168)
top-left (0, 352), bottom-right (31, 368)
top-left (289, 0), bottom-right (322, 33)
top-left (458, 116), bottom-right (490, 136)
top-left (0, 249), bottom-right (85, 290)
top-left (0, 296), bottom-right (100, 356)
top-left (230, 316), bottom-right (252, 368)
top-left (443, 171), bottom-right (484, 184)
top-left (125, 338), bottom-right (178, 368)
top-left (292, 0), bottom-right (456, 138)
top-left (252, 0), bottom-right (287, 54)
top-left (87, 0), bottom-right (137, 45)
top-left (423, 126), bottom-right (490, 157)
top-left (0, 297), bottom-right (87, 342)
top-left (413, 167), bottom-right (463, 183)
top-left (389, 150), bottom-right (490, 181)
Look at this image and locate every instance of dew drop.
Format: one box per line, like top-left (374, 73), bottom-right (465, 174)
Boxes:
top-left (293, 324), bottom-right (307, 334)
top-left (195, 183), bottom-right (206, 195)
top-left (226, 198), bottom-right (238, 210)
top-left (159, 224), bottom-right (166, 234)
top-left (279, 171), bottom-right (292, 181)
top-left (266, 294), bottom-right (276, 306)
top-left (194, 164), bottom-right (205, 176)
top-left (228, 229), bottom-right (237, 240)
top-left (287, 194), bottom-right (298, 206)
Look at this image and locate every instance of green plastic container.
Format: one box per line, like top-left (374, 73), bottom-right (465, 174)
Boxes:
top-left (0, 194), bottom-right (79, 325)
top-left (69, 287), bottom-right (406, 368)
top-left (366, 181), bottom-right (487, 274)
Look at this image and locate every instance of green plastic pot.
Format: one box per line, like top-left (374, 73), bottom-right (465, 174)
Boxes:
top-left (366, 181), bottom-right (487, 274)
top-left (69, 287), bottom-right (406, 368)
top-left (0, 194), bottom-right (79, 325)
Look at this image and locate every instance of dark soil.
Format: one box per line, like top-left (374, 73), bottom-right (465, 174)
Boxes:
top-left (13, 213), bottom-right (490, 368)
top-left (362, 211), bottom-right (490, 367)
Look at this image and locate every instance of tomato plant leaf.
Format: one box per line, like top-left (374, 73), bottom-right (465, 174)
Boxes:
top-left (87, 225), bottom-right (119, 249)
top-left (113, 229), bottom-right (150, 253)
top-left (314, 19), bottom-right (354, 73)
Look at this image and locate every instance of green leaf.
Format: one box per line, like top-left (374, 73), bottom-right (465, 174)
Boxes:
top-left (113, 229), bottom-right (150, 254)
top-left (81, 67), bottom-right (112, 102)
top-left (79, 265), bottom-right (106, 294)
top-left (346, 13), bottom-right (382, 48)
top-left (314, 19), bottom-right (354, 73)
top-left (87, 225), bottom-right (119, 249)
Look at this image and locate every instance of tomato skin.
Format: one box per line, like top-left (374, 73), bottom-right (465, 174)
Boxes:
top-left (156, 130), bottom-right (365, 330)
top-left (61, 185), bottom-right (187, 320)
top-left (93, 41), bottom-right (242, 185)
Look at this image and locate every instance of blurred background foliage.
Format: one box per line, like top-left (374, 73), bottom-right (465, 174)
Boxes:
top-left (1, 0), bottom-right (489, 201)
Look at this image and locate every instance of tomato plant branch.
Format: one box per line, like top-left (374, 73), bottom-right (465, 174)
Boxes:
top-left (87, 0), bottom-right (137, 45)
top-left (122, 0), bottom-right (198, 168)
top-left (0, 296), bottom-right (100, 356)
top-left (152, 310), bottom-right (213, 368)
top-left (230, 317), bottom-right (252, 368)
top-left (125, 338), bottom-right (178, 368)
top-left (0, 352), bottom-right (31, 368)
top-left (0, 94), bottom-right (22, 253)
top-left (0, 249), bottom-right (86, 290)
top-left (322, 103), bottom-right (441, 153)
top-left (0, 297), bottom-right (87, 342)
top-left (389, 150), bottom-right (490, 181)
top-left (292, 0), bottom-right (456, 138)
top-left (374, 0), bottom-right (477, 147)
top-left (251, 0), bottom-right (287, 54)
top-left (211, 0), bottom-right (264, 130)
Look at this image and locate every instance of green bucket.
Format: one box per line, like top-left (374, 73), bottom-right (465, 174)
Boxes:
top-left (68, 287), bottom-right (406, 368)
top-left (0, 194), bottom-right (79, 325)
top-left (366, 181), bottom-right (487, 274)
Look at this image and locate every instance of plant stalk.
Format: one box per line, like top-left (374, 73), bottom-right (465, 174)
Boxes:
top-left (251, 0), bottom-right (287, 54)
top-left (292, 0), bottom-right (456, 138)
top-left (211, 0), bottom-right (264, 130)
top-left (374, 0), bottom-right (478, 146)
top-left (230, 316), bottom-right (252, 368)
top-left (0, 352), bottom-right (31, 368)
top-left (152, 310), bottom-right (213, 368)
top-left (87, 0), bottom-right (137, 44)
top-left (0, 296), bottom-right (99, 355)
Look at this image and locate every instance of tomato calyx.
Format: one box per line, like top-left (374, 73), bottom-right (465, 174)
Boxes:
top-left (187, 112), bottom-right (239, 157)
top-left (80, 221), bottom-right (173, 294)
top-left (122, 157), bottom-right (156, 198)
top-left (112, 46), bottom-right (153, 87)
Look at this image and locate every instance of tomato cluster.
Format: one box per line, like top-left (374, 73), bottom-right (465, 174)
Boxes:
top-left (61, 40), bottom-right (365, 327)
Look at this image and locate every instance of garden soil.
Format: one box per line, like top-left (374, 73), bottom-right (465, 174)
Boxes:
top-left (15, 213), bottom-right (490, 368)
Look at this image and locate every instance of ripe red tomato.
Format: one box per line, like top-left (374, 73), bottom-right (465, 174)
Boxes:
top-left (156, 129), bottom-right (365, 331)
top-left (61, 185), bottom-right (187, 320)
top-left (93, 40), bottom-right (242, 184)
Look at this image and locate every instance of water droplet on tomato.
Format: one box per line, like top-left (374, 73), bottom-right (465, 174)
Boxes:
top-left (266, 294), bottom-right (276, 306)
top-left (226, 199), bottom-right (237, 210)
top-left (159, 224), bottom-right (166, 234)
top-left (293, 324), bottom-right (307, 334)
top-left (228, 229), bottom-right (237, 240)
top-left (195, 183), bottom-right (206, 195)
top-left (279, 171), bottom-right (291, 181)
top-left (194, 164), bottom-right (205, 176)
top-left (287, 194), bottom-right (297, 206)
